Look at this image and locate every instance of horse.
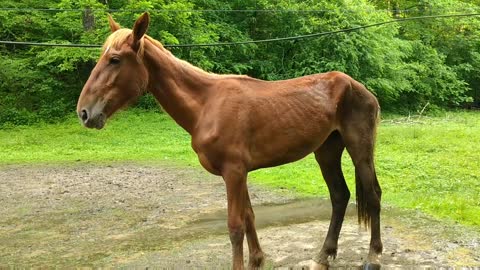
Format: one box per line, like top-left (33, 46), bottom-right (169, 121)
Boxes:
top-left (76, 13), bottom-right (382, 270)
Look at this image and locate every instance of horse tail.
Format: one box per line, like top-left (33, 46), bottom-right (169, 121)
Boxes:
top-left (356, 172), bottom-right (368, 228)
top-left (356, 169), bottom-right (381, 228)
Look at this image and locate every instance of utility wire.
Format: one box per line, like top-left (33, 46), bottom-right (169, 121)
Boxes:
top-left (0, 7), bottom-right (477, 13)
top-left (1, 13), bottom-right (480, 49)
top-left (0, 40), bottom-right (101, 48)
top-left (0, 7), bottom-right (440, 13)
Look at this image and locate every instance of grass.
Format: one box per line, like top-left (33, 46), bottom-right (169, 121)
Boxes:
top-left (1, 109), bottom-right (479, 227)
top-left (0, 110), bottom-right (197, 165)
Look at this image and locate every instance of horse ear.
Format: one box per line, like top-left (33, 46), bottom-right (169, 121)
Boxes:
top-left (108, 14), bottom-right (120, 32)
top-left (132, 12), bottom-right (149, 50)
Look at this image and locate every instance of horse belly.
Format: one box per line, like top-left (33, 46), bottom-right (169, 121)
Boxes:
top-left (249, 130), bottom-right (330, 170)
top-left (248, 109), bottom-right (336, 170)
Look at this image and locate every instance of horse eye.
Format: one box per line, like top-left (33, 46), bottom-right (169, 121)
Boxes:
top-left (109, 57), bottom-right (120, 65)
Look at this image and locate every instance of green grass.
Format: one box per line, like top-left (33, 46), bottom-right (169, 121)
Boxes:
top-left (0, 110), bottom-right (197, 165)
top-left (1, 109), bottom-right (479, 227)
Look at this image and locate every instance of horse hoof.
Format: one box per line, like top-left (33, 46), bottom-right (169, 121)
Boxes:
top-left (311, 261), bottom-right (329, 270)
top-left (363, 263), bottom-right (381, 270)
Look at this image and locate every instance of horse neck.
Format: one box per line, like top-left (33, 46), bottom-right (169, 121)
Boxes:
top-left (143, 39), bottom-right (214, 134)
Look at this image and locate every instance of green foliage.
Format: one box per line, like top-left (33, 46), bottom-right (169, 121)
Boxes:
top-left (1, 0), bottom-right (479, 125)
top-left (388, 0), bottom-right (479, 106)
top-left (0, 55), bottom-right (67, 125)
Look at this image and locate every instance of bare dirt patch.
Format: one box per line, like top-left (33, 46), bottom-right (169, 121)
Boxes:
top-left (0, 164), bottom-right (479, 268)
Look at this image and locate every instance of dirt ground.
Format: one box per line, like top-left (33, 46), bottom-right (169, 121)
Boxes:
top-left (0, 164), bottom-right (479, 268)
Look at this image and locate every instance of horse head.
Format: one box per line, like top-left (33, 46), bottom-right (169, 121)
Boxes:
top-left (76, 13), bottom-right (150, 129)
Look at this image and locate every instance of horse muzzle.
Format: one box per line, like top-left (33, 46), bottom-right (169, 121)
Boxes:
top-left (78, 108), bottom-right (106, 129)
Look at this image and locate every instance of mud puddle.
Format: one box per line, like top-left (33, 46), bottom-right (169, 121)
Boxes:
top-left (0, 164), bottom-right (479, 268)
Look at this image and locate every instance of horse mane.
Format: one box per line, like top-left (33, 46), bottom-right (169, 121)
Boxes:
top-left (144, 35), bottom-right (216, 77)
top-left (103, 29), bottom-right (250, 80)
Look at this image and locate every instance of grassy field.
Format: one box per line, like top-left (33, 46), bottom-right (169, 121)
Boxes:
top-left (1, 110), bottom-right (479, 227)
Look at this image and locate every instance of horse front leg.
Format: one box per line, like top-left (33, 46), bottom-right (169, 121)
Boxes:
top-left (245, 189), bottom-right (265, 269)
top-left (222, 162), bottom-right (248, 270)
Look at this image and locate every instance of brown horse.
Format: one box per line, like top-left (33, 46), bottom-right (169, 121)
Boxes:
top-left (77, 13), bottom-right (382, 270)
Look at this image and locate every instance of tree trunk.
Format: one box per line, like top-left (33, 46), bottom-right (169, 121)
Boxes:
top-left (83, 8), bottom-right (95, 31)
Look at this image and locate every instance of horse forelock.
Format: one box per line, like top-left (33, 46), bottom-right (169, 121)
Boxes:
top-left (102, 29), bottom-right (145, 60)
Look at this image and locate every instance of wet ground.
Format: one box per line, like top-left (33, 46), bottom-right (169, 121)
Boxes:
top-left (0, 164), bottom-right (479, 268)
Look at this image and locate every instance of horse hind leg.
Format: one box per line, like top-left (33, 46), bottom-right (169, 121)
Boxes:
top-left (313, 131), bottom-right (350, 267)
top-left (342, 109), bottom-right (383, 267)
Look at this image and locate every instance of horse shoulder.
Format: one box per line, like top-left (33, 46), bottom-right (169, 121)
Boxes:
top-left (191, 99), bottom-right (252, 175)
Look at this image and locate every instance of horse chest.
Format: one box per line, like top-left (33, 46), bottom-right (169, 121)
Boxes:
top-left (191, 131), bottom-right (240, 175)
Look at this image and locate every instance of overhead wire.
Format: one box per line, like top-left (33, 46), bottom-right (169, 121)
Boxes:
top-left (0, 7), bottom-right (471, 13)
top-left (0, 13), bottom-right (480, 49)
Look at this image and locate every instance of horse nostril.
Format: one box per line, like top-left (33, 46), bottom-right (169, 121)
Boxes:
top-left (80, 109), bottom-right (89, 122)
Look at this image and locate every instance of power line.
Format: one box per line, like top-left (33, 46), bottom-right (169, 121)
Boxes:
top-left (0, 7), bottom-right (372, 12)
top-left (1, 13), bottom-right (480, 49)
top-left (0, 7), bottom-right (477, 13)
top-left (0, 40), bottom-right (101, 48)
